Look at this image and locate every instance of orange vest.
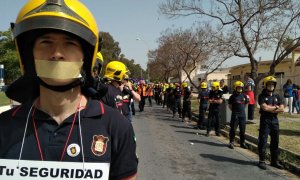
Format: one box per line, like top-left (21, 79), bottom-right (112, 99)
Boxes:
top-left (138, 85), bottom-right (147, 96)
top-left (147, 87), bottom-right (153, 96)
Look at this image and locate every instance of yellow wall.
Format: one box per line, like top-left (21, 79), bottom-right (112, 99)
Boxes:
top-left (229, 58), bottom-right (299, 89)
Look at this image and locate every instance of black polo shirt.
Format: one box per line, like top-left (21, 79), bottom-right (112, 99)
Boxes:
top-left (208, 90), bottom-right (223, 111)
top-left (121, 92), bottom-right (133, 117)
top-left (183, 87), bottom-right (191, 101)
top-left (101, 84), bottom-right (123, 112)
top-left (197, 90), bottom-right (209, 106)
top-left (258, 90), bottom-right (283, 117)
top-left (0, 99), bottom-right (138, 180)
top-left (228, 92), bottom-right (249, 117)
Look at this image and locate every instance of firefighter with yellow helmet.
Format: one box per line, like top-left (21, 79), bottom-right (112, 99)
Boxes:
top-left (101, 61), bottom-right (129, 109)
top-left (207, 81), bottom-right (224, 136)
top-left (196, 81), bottom-right (209, 129)
top-left (228, 81), bottom-right (249, 149)
top-left (257, 76), bottom-right (284, 170)
top-left (120, 74), bottom-right (141, 122)
top-left (93, 52), bottom-right (104, 78)
top-left (0, 1), bottom-right (138, 179)
top-left (172, 82), bottom-right (182, 118)
top-left (181, 82), bottom-right (192, 122)
top-left (92, 51), bottom-right (108, 98)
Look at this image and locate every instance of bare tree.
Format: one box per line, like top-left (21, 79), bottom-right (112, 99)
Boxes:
top-left (148, 41), bottom-right (177, 82)
top-left (151, 27), bottom-right (226, 89)
top-left (160, 0), bottom-right (300, 96)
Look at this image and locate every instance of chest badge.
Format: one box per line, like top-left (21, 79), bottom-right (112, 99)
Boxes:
top-left (67, 143), bottom-right (81, 157)
top-left (91, 135), bottom-right (109, 156)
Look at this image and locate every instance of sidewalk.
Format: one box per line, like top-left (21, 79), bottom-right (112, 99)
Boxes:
top-left (0, 105), bottom-right (11, 114)
top-left (190, 111), bottom-right (300, 176)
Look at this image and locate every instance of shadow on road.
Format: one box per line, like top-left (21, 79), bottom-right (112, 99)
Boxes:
top-left (176, 130), bottom-right (199, 135)
top-left (153, 113), bottom-right (173, 118)
top-left (200, 153), bottom-right (256, 166)
top-left (189, 140), bottom-right (227, 147)
top-left (157, 117), bottom-right (181, 122)
top-left (170, 124), bottom-right (194, 129)
top-left (279, 129), bottom-right (300, 136)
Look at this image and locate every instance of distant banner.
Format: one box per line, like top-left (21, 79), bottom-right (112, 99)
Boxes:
top-left (0, 159), bottom-right (110, 180)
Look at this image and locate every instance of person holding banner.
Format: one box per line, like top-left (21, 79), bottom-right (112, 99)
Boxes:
top-left (0, 0), bottom-right (138, 179)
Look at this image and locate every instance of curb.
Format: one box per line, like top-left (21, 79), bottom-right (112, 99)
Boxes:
top-left (191, 113), bottom-right (300, 176)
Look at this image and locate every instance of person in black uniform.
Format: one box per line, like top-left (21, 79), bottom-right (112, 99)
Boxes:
top-left (131, 81), bottom-right (138, 115)
top-left (220, 79), bottom-right (229, 94)
top-left (166, 83), bottom-right (175, 112)
top-left (172, 83), bottom-right (182, 118)
top-left (162, 83), bottom-right (169, 109)
top-left (207, 81), bottom-right (223, 136)
top-left (121, 75), bottom-right (141, 122)
top-left (101, 61), bottom-right (129, 111)
top-left (258, 76), bottom-right (284, 170)
top-left (0, 1), bottom-right (138, 179)
top-left (92, 52), bottom-right (108, 99)
top-left (196, 82), bottom-right (209, 129)
top-left (228, 81), bottom-right (249, 149)
top-left (181, 82), bottom-right (192, 122)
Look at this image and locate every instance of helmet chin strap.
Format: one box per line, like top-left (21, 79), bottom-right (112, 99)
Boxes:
top-left (38, 77), bottom-right (82, 92)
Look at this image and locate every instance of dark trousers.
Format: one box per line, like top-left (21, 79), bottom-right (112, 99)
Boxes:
top-left (198, 104), bottom-right (208, 127)
top-left (248, 104), bottom-right (255, 120)
top-left (229, 115), bottom-right (246, 144)
top-left (182, 101), bottom-right (191, 120)
top-left (173, 98), bottom-right (182, 115)
top-left (155, 93), bottom-right (161, 105)
top-left (207, 110), bottom-right (220, 134)
top-left (148, 96), bottom-right (152, 106)
top-left (131, 101), bottom-right (136, 115)
top-left (139, 96), bottom-right (146, 111)
top-left (163, 94), bottom-right (167, 108)
top-left (258, 116), bottom-right (280, 162)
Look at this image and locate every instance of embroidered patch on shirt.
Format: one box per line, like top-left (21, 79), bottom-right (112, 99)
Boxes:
top-left (91, 135), bottom-right (109, 156)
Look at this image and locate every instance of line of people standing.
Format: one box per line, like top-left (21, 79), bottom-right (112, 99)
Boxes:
top-left (197, 76), bottom-right (284, 170)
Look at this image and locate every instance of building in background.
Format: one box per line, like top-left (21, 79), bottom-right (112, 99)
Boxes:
top-left (229, 48), bottom-right (300, 95)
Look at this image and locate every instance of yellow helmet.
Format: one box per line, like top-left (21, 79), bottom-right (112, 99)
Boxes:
top-left (93, 52), bottom-right (104, 74)
top-left (200, 82), bottom-right (207, 89)
top-left (6, 0), bottom-right (99, 102)
top-left (233, 81), bottom-right (244, 89)
top-left (12, 0), bottom-right (99, 76)
top-left (124, 74), bottom-right (129, 80)
top-left (104, 61), bottom-right (129, 82)
top-left (182, 82), bottom-right (188, 88)
top-left (263, 76), bottom-right (277, 88)
top-left (211, 81), bottom-right (220, 90)
top-left (169, 83), bottom-right (175, 89)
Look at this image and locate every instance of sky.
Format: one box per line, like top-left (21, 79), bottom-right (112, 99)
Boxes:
top-left (0, 0), bottom-right (273, 69)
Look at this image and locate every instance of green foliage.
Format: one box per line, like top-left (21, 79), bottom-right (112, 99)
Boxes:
top-left (99, 31), bottom-right (145, 79)
top-left (119, 57), bottom-right (146, 79)
top-left (0, 50), bottom-right (21, 83)
top-left (0, 29), bottom-right (21, 83)
top-left (0, 92), bottom-right (10, 106)
top-left (100, 32), bottom-right (121, 61)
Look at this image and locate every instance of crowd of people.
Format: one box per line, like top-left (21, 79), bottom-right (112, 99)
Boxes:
top-left (138, 75), bottom-right (292, 170)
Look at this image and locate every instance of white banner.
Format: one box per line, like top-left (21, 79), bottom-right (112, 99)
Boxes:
top-left (0, 159), bottom-right (110, 180)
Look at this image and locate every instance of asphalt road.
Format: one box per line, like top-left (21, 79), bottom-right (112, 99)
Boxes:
top-left (132, 103), bottom-right (297, 180)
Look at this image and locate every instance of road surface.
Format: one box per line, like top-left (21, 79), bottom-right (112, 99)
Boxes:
top-left (132, 103), bottom-right (297, 180)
